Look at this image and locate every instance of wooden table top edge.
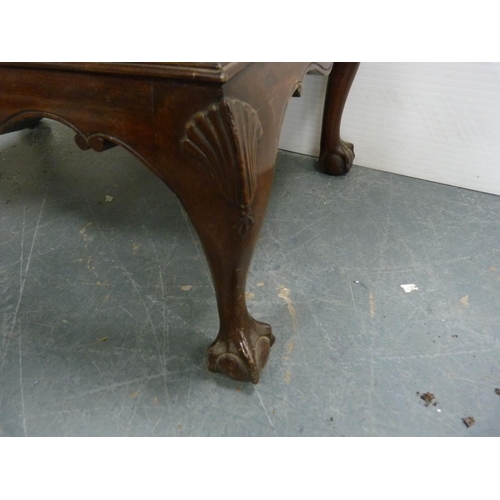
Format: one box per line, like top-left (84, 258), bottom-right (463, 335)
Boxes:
top-left (0, 62), bottom-right (335, 82)
top-left (0, 62), bottom-right (253, 83)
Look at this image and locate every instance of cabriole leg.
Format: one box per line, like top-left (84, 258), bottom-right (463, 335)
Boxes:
top-left (175, 97), bottom-right (276, 384)
top-left (318, 62), bottom-right (360, 176)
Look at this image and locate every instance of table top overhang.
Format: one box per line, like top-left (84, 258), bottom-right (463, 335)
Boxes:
top-left (0, 62), bottom-right (251, 83)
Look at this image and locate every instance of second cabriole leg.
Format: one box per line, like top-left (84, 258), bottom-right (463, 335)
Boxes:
top-left (318, 62), bottom-right (360, 176)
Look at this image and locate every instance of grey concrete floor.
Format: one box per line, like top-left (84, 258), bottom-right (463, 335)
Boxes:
top-left (1, 120), bottom-right (499, 436)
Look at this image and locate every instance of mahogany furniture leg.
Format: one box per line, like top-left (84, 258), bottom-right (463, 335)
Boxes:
top-left (170, 98), bottom-right (277, 383)
top-left (318, 62), bottom-right (360, 176)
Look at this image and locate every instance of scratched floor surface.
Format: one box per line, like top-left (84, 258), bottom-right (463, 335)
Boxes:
top-left (1, 120), bottom-right (499, 436)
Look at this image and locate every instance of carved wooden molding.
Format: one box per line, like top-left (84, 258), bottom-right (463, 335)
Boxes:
top-left (0, 111), bottom-right (118, 153)
top-left (182, 98), bottom-right (263, 237)
top-left (74, 133), bottom-right (118, 153)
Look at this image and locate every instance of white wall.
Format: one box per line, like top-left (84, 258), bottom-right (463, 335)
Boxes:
top-left (279, 63), bottom-right (500, 196)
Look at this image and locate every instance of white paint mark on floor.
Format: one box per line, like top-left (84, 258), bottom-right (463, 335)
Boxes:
top-left (80, 222), bottom-right (95, 243)
top-left (369, 292), bottom-right (376, 319)
top-left (278, 286), bottom-right (297, 330)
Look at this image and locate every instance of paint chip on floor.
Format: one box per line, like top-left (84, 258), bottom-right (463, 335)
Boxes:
top-left (369, 292), bottom-right (376, 318)
top-left (401, 284), bottom-right (418, 293)
top-left (278, 286), bottom-right (297, 330)
top-left (462, 416), bottom-right (475, 428)
top-left (79, 222), bottom-right (92, 234)
top-left (104, 195), bottom-right (114, 202)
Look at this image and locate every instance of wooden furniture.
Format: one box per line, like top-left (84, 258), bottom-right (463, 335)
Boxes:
top-left (0, 62), bottom-right (359, 383)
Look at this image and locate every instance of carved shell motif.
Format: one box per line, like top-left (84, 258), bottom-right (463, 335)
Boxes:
top-left (182, 98), bottom-right (263, 236)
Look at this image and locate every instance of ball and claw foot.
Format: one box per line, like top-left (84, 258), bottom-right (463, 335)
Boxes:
top-left (318, 140), bottom-right (355, 176)
top-left (207, 319), bottom-right (276, 384)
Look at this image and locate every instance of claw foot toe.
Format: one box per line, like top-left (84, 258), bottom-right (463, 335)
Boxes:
top-left (318, 140), bottom-right (355, 176)
top-left (207, 320), bottom-right (274, 384)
